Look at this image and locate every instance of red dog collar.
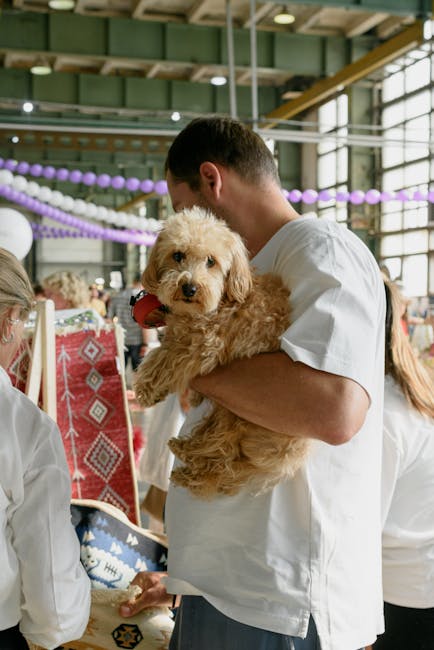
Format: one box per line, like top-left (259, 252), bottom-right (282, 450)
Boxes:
top-left (130, 290), bottom-right (168, 328)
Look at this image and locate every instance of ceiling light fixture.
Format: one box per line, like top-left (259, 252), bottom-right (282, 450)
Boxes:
top-left (274, 8), bottom-right (295, 25)
top-left (30, 61), bottom-right (52, 75)
top-left (48, 0), bottom-right (75, 9)
top-left (210, 75), bottom-right (227, 86)
top-left (171, 111), bottom-right (181, 122)
top-left (22, 101), bottom-right (34, 114)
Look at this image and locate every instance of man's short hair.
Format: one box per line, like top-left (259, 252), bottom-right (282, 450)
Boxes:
top-left (165, 117), bottom-right (280, 190)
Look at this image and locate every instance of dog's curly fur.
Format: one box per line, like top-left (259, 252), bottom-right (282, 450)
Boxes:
top-left (134, 207), bottom-right (309, 497)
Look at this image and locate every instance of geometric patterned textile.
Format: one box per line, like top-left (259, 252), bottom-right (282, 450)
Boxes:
top-left (57, 330), bottom-right (140, 523)
top-left (70, 500), bottom-right (168, 589)
top-left (47, 499), bottom-right (173, 650)
top-left (25, 497), bottom-right (173, 650)
top-left (55, 597), bottom-right (174, 650)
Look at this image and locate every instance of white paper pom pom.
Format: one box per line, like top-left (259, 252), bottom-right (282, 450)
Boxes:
top-left (0, 170), bottom-right (14, 186)
top-left (61, 195), bottom-right (75, 212)
top-left (73, 199), bottom-right (87, 215)
top-left (85, 203), bottom-right (97, 219)
top-left (38, 186), bottom-right (53, 203)
top-left (26, 181), bottom-right (41, 197)
top-left (12, 175), bottom-right (28, 192)
top-left (96, 206), bottom-right (108, 221)
top-left (50, 190), bottom-right (64, 206)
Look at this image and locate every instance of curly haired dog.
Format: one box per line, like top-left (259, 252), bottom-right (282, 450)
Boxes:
top-left (134, 207), bottom-right (309, 497)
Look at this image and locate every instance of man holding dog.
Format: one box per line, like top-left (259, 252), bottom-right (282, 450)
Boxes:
top-left (120, 117), bottom-right (385, 650)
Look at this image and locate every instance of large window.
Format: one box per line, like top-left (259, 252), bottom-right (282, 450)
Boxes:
top-left (379, 43), bottom-right (433, 297)
top-left (317, 95), bottom-right (349, 223)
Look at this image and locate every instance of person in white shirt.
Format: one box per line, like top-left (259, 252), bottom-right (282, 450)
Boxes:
top-left (119, 116), bottom-right (385, 650)
top-left (371, 278), bottom-right (434, 649)
top-left (0, 247), bottom-right (91, 650)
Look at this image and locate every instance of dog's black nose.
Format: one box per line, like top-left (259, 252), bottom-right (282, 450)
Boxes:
top-left (182, 283), bottom-right (197, 298)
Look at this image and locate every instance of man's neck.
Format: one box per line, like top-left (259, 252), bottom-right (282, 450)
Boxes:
top-left (230, 192), bottom-right (301, 259)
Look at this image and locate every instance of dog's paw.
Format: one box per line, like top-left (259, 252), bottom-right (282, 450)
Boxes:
top-left (188, 390), bottom-right (203, 408)
top-left (168, 437), bottom-right (189, 462)
top-left (134, 382), bottom-right (168, 407)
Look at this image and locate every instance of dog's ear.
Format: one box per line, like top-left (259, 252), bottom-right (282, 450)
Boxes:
top-left (226, 234), bottom-right (253, 303)
top-left (142, 237), bottom-right (162, 294)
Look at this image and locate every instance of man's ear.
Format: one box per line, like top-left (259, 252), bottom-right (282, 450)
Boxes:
top-left (199, 162), bottom-right (223, 200)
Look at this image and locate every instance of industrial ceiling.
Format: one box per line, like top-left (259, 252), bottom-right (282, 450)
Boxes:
top-left (0, 0), bottom-right (431, 209)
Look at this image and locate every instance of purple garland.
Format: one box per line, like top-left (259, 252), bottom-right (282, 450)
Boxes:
top-left (0, 184), bottom-right (157, 246)
top-left (1, 156), bottom-right (434, 204)
top-left (0, 157), bottom-right (167, 195)
top-left (31, 222), bottom-right (95, 239)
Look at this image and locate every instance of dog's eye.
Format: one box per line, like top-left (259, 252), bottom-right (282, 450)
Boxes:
top-left (206, 256), bottom-right (215, 268)
top-left (173, 251), bottom-right (185, 263)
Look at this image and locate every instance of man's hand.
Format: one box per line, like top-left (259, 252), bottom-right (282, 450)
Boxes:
top-left (119, 571), bottom-right (172, 617)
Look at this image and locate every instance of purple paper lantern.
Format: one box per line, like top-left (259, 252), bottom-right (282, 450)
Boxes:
top-left (428, 190), bottom-right (434, 203)
top-left (4, 159), bottom-right (17, 171)
top-left (140, 179), bottom-right (154, 194)
top-left (43, 165), bottom-right (56, 180)
top-left (29, 163), bottom-right (43, 177)
top-left (318, 189), bottom-right (332, 202)
top-left (349, 190), bottom-right (365, 205)
top-left (16, 161), bottom-right (30, 175)
top-left (365, 189), bottom-right (381, 205)
top-left (154, 179), bottom-right (168, 195)
top-left (69, 169), bottom-right (83, 184)
top-left (336, 191), bottom-right (349, 202)
top-left (380, 191), bottom-right (394, 202)
top-left (288, 189), bottom-right (302, 203)
top-left (302, 189), bottom-right (318, 205)
top-left (56, 168), bottom-right (70, 181)
top-left (413, 190), bottom-right (427, 201)
top-left (8, 188), bottom-right (20, 202)
top-left (125, 177), bottom-right (140, 192)
top-left (111, 175), bottom-right (125, 190)
top-left (96, 173), bottom-right (111, 188)
top-left (82, 171), bottom-right (97, 186)
top-left (396, 189), bottom-right (410, 202)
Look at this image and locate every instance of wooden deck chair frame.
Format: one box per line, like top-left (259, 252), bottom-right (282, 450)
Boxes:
top-left (25, 298), bottom-right (57, 421)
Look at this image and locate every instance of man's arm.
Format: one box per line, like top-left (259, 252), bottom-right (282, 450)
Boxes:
top-left (191, 351), bottom-right (369, 446)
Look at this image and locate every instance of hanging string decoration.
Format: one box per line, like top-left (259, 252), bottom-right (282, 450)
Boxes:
top-left (1, 157), bottom-right (433, 205)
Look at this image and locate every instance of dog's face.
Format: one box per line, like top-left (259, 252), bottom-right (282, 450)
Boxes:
top-left (142, 207), bottom-right (252, 316)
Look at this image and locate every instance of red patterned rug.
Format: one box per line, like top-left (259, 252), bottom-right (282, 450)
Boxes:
top-left (56, 330), bottom-right (139, 523)
top-left (8, 327), bottom-right (140, 524)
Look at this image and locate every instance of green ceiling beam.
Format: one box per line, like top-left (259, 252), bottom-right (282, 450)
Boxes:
top-left (264, 21), bottom-right (425, 127)
top-left (0, 10), bottom-right (374, 80)
top-left (279, 0), bottom-right (431, 16)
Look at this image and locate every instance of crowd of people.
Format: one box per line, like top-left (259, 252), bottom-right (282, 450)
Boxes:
top-left (0, 116), bottom-right (432, 650)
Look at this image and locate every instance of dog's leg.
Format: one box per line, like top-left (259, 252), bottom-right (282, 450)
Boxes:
top-left (169, 405), bottom-right (310, 497)
top-left (169, 406), bottom-right (256, 497)
top-left (133, 346), bottom-right (179, 407)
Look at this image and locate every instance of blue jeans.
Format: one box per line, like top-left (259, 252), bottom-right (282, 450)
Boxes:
top-left (125, 344), bottom-right (142, 371)
top-left (169, 596), bottom-right (322, 650)
top-left (0, 624), bottom-right (29, 649)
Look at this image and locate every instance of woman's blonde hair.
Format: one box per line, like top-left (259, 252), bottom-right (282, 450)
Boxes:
top-left (42, 271), bottom-right (90, 309)
top-left (0, 247), bottom-right (34, 319)
top-left (384, 277), bottom-right (434, 418)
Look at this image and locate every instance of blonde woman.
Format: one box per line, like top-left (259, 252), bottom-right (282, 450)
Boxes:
top-left (372, 279), bottom-right (434, 649)
top-left (42, 270), bottom-right (90, 310)
top-left (0, 248), bottom-right (90, 649)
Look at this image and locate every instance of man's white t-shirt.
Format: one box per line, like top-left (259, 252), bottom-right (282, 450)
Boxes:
top-left (165, 214), bottom-right (386, 650)
top-left (382, 375), bottom-right (434, 608)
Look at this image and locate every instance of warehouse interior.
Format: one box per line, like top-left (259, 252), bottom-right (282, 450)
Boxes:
top-left (0, 0), bottom-right (432, 303)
